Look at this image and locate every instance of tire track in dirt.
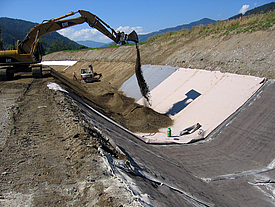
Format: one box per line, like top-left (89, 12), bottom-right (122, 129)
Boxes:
top-left (0, 77), bottom-right (147, 206)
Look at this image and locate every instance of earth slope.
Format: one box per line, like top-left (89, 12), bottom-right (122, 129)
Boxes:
top-left (43, 27), bottom-right (275, 80)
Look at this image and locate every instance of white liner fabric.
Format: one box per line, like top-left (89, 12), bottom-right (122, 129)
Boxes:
top-left (120, 65), bottom-right (178, 101)
top-left (47, 82), bottom-right (68, 93)
top-left (40, 60), bottom-right (77, 66)
top-left (120, 65), bottom-right (265, 144)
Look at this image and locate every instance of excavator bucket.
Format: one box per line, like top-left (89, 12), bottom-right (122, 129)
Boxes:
top-left (126, 30), bottom-right (139, 43)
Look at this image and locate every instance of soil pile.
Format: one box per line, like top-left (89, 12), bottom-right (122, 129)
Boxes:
top-left (49, 67), bottom-right (172, 133)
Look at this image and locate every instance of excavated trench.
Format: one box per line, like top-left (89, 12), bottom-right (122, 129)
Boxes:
top-left (36, 28), bottom-right (275, 206)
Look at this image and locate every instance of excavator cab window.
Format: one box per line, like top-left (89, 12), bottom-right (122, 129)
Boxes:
top-left (81, 68), bottom-right (88, 74)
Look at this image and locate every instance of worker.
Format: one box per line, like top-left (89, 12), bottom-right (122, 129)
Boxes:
top-left (73, 72), bottom-right (77, 80)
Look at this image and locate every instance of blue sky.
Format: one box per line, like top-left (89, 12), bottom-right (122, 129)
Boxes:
top-left (0, 0), bottom-right (273, 42)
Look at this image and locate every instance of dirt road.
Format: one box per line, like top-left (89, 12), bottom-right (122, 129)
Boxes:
top-left (0, 75), bottom-right (144, 206)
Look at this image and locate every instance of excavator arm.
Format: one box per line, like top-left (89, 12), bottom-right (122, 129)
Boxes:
top-left (18, 10), bottom-right (138, 57)
top-left (0, 10), bottom-right (138, 81)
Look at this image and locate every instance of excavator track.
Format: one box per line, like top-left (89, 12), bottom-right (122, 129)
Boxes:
top-left (0, 67), bottom-right (14, 81)
top-left (31, 65), bottom-right (42, 78)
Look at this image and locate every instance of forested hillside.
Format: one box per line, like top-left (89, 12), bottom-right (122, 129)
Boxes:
top-left (138, 18), bottom-right (216, 43)
top-left (0, 17), bottom-right (80, 51)
top-left (230, 2), bottom-right (275, 20)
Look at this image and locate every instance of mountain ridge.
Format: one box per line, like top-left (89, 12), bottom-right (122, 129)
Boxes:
top-left (138, 18), bottom-right (216, 42)
top-left (76, 40), bottom-right (106, 48)
top-left (229, 2), bottom-right (275, 20)
top-left (0, 17), bottom-right (80, 49)
top-left (1, 2), bottom-right (274, 48)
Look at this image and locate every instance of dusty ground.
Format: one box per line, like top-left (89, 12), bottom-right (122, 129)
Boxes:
top-left (0, 75), bottom-right (144, 206)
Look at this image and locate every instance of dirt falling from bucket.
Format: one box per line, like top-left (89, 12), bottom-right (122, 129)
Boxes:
top-left (135, 43), bottom-right (151, 106)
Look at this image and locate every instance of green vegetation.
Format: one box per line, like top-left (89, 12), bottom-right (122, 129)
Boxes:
top-left (0, 40), bottom-right (3, 50)
top-left (47, 40), bottom-right (76, 54)
top-left (0, 25), bottom-right (3, 50)
top-left (57, 41), bottom-right (138, 53)
top-left (146, 10), bottom-right (275, 43)
top-left (76, 45), bottom-right (88, 50)
top-left (0, 17), bottom-right (81, 52)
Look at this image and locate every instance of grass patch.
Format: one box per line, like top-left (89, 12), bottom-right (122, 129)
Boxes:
top-left (146, 10), bottom-right (275, 44)
top-left (50, 42), bottom-right (142, 53)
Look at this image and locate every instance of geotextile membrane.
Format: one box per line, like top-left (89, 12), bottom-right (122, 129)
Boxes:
top-left (121, 66), bottom-right (266, 144)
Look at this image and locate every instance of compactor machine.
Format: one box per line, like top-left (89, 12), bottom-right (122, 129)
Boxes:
top-left (0, 10), bottom-right (138, 80)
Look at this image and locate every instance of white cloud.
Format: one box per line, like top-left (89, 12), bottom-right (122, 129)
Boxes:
top-left (58, 27), bottom-right (102, 41)
top-left (116, 26), bottom-right (144, 34)
top-left (58, 26), bottom-right (144, 42)
top-left (239, 4), bottom-right (250, 14)
top-left (58, 28), bottom-right (99, 40)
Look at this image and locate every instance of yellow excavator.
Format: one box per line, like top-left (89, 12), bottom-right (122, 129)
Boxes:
top-left (0, 10), bottom-right (139, 80)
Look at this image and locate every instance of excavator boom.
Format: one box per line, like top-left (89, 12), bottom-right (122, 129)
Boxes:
top-left (19, 10), bottom-right (138, 55)
top-left (19, 16), bottom-right (86, 55)
top-left (0, 10), bottom-right (139, 80)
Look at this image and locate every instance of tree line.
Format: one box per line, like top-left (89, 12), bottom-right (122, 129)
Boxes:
top-left (38, 39), bottom-right (87, 55)
top-left (0, 17), bottom-right (87, 54)
top-left (0, 24), bottom-right (87, 54)
top-left (0, 25), bottom-right (4, 50)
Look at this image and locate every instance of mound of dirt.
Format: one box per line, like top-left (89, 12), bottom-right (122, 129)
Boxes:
top-left (93, 92), bottom-right (172, 132)
top-left (49, 68), bottom-right (172, 133)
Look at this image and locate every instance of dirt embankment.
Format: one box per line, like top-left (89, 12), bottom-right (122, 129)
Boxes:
top-left (43, 28), bottom-right (275, 79)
